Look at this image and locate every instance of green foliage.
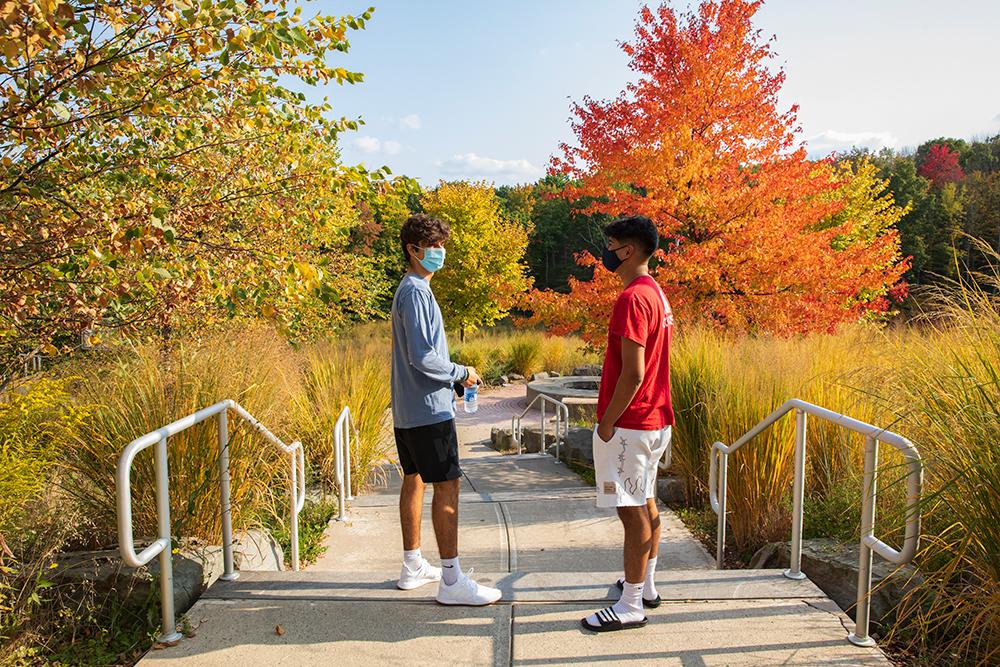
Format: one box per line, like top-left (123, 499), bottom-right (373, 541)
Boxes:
top-left (266, 498), bottom-right (338, 568)
top-left (422, 182), bottom-right (533, 336)
top-left (495, 174), bottom-right (609, 292)
top-left (839, 136), bottom-right (1000, 294)
top-left (0, 378), bottom-right (88, 543)
top-left (0, 1), bottom-right (390, 363)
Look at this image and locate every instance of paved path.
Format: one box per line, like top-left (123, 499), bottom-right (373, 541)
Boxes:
top-left (141, 385), bottom-right (890, 666)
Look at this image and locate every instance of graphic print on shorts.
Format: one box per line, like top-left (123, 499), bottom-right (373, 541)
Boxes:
top-left (618, 433), bottom-right (645, 497)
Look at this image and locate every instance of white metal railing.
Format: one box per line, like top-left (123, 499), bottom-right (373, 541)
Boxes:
top-left (707, 398), bottom-right (922, 648)
top-left (511, 394), bottom-right (569, 460)
top-left (333, 405), bottom-right (355, 522)
top-left (116, 399), bottom-right (305, 644)
top-left (22, 346), bottom-right (42, 375)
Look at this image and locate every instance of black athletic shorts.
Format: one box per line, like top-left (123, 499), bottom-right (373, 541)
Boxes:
top-left (394, 418), bottom-right (462, 483)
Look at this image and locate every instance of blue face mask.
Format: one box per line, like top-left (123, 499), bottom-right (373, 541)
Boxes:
top-left (419, 246), bottom-right (446, 273)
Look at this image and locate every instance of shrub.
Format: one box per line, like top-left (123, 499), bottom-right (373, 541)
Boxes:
top-left (0, 378), bottom-right (88, 547)
top-left (507, 335), bottom-right (542, 377)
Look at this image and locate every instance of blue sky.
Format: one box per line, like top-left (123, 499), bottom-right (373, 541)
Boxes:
top-left (304, 1), bottom-right (1000, 186)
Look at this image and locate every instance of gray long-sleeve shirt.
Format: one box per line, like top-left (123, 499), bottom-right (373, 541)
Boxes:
top-left (390, 273), bottom-right (468, 429)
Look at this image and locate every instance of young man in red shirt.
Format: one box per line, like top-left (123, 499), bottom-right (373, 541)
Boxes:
top-left (582, 215), bottom-right (674, 633)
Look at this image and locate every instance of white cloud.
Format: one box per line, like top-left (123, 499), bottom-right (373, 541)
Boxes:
top-left (353, 136), bottom-right (404, 156)
top-left (805, 129), bottom-right (899, 157)
top-left (399, 114), bottom-right (422, 130)
top-left (354, 136), bottom-right (382, 154)
top-left (437, 153), bottom-right (544, 184)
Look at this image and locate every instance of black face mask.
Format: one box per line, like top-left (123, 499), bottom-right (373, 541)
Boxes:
top-left (602, 245), bottom-right (628, 272)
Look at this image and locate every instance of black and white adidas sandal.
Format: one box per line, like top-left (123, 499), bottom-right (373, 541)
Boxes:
top-left (615, 578), bottom-right (662, 609)
top-left (580, 606), bottom-right (648, 633)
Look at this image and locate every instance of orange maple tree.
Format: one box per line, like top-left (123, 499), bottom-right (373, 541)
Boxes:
top-left (526, 0), bottom-right (907, 341)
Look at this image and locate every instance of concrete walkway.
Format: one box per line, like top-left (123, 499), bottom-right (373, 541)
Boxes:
top-left (141, 386), bottom-right (890, 666)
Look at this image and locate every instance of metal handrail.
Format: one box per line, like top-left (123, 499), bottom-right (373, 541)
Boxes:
top-left (115, 399), bottom-right (306, 644)
top-left (707, 398), bottom-right (922, 648)
top-left (333, 405), bottom-right (355, 521)
top-left (511, 394), bottom-right (569, 461)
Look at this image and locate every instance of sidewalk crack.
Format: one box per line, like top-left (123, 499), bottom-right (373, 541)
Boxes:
top-left (802, 598), bottom-right (851, 634)
top-left (508, 603), bottom-right (515, 667)
top-left (499, 502), bottom-right (517, 573)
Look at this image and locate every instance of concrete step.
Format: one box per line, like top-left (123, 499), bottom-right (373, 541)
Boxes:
top-left (200, 569), bottom-right (829, 603)
top-left (140, 569), bottom-right (890, 666)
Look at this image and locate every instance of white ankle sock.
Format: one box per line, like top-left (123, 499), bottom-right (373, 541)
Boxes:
top-left (403, 548), bottom-right (422, 570)
top-left (441, 556), bottom-right (461, 585)
top-left (611, 581), bottom-right (645, 623)
top-left (645, 557), bottom-right (658, 599)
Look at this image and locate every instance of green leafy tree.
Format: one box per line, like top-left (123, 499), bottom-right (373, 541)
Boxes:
top-left (0, 1), bottom-right (385, 361)
top-left (422, 182), bottom-right (532, 338)
top-left (495, 184), bottom-right (535, 228)
top-left (961, 171), bottom-right (1000, 270)
top-left (351, 177), bottom-right (424, 316)
top-left (962, 135), bottom-right (1000, 174)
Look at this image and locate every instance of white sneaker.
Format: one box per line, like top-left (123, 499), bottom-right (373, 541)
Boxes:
top-left (397, 558), bottom-right (442, 590)
top-left (435, 569), bottom-right (502, 606)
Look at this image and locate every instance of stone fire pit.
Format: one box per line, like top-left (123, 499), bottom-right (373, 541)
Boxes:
top-left (525, 375), bottom-right (599, 420)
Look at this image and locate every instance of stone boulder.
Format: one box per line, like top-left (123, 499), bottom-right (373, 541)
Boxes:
top-left (750, 538), bottom-right (922, 632)
top-left (53, 545), bottom-right (222, 618)
top-left (530, 371), bottom-right (551, 381)
top-left (557, 426), bottom-right (596, 465)
top-left (656, 475), bottom-right (686, 505)
top-left (572, 364), bottom-right (602, 377)
top-left (52, 530), bottom-right (284, 619)
top-left (520, 425), bottom-right (557, 453)
top-left (490, 425), bottom-right (515, 452)
top-left (233, 529), bottom-right (285, 572)
top-left (490, 425), bottom-right (555, 453)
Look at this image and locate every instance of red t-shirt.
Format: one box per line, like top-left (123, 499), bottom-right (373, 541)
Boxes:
top-left (596, 275), bottom-right (674, 430)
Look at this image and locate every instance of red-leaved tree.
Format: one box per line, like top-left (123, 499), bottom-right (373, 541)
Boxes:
top-left (525, 0), bottom-right (907, 341)
top-left (918, 144), bottom-right (965, 189)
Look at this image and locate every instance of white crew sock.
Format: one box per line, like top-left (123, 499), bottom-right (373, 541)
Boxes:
top-left (645, 557), bottom-right (658, 599)
top-left (403, 548), bottom-right (423, 571)
top-left (441, 556), bottom-right (461, 586)
top-left (610, 581), bottom-right (645, 623)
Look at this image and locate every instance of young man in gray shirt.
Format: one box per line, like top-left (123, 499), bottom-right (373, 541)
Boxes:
top-left (390, 213), bottom-right (501, 606)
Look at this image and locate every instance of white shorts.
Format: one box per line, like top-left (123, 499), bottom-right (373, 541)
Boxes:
top-left (593, 426), bottom-right (672, 508)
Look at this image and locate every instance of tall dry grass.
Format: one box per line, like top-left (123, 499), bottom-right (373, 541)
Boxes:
top-left (881, 258), bottom-right (1000, 664)
top-left (60, 326), bottom-right (299, 546)
top-left (451, 329), bottom-right (597, 381)
top-left (668, 247), bottom-right (1000, 663)
top-left (669, 326), bottom-right (895, 551)
top-left (292, 335), bottom-right (391, 496)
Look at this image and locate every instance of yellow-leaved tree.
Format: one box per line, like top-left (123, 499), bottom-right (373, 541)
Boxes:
top-left (422, 182), bottom-right (532, 338)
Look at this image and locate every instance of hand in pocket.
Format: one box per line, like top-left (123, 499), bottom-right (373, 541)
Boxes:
top-left (594, 424), bottom-right (616, 444)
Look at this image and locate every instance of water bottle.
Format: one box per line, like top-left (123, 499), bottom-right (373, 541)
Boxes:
top-left (463, 383), bottom-right (479, 413)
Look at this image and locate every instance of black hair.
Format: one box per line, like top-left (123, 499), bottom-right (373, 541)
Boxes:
top-left (603, 215), bottom-right (658, 258)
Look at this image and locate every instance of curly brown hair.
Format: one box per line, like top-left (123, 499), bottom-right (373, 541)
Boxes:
top-left (400, 213), bottom-right (450, 262)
